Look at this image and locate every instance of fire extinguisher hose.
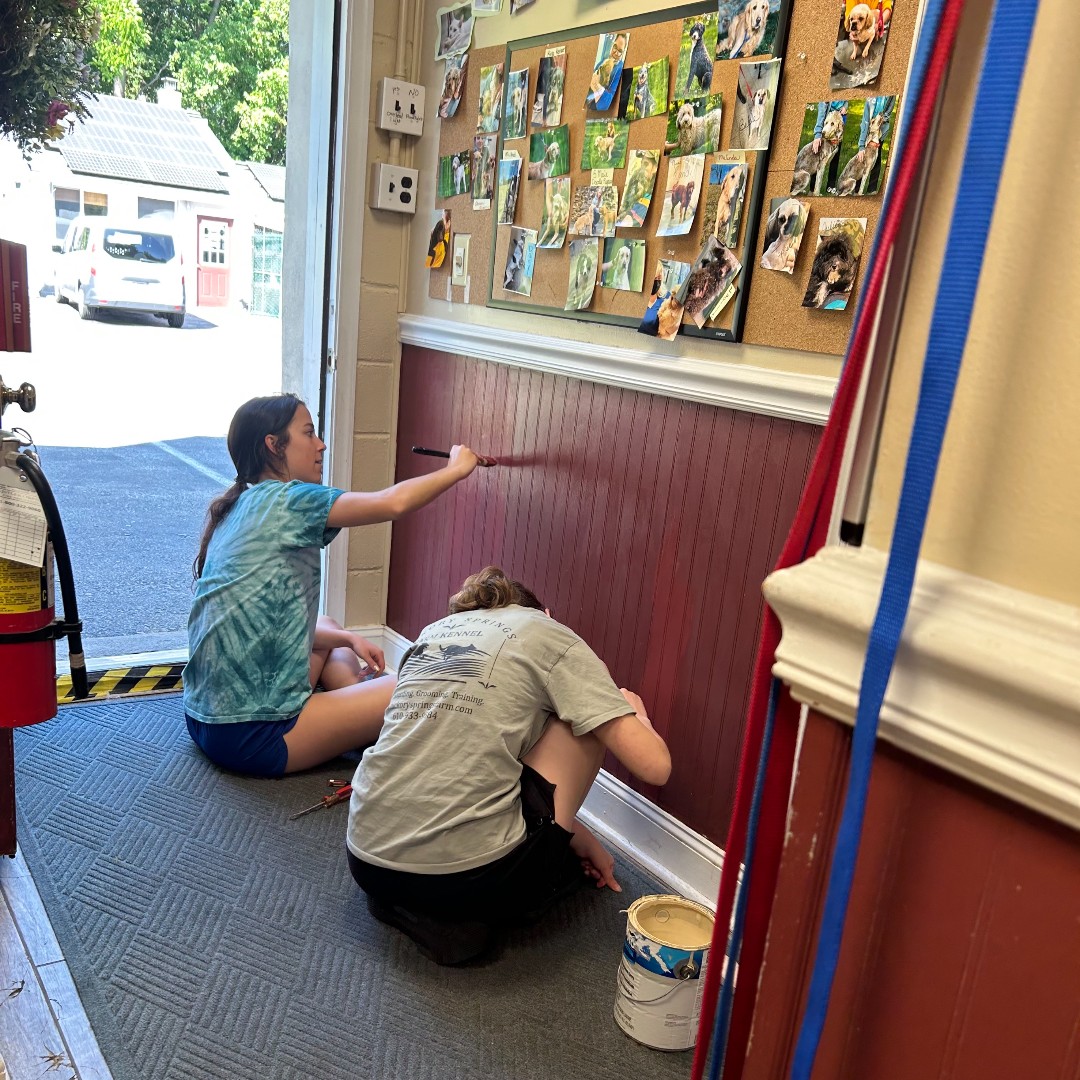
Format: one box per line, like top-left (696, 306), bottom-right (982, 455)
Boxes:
top-left (15, 453), bottom-right (89, 701)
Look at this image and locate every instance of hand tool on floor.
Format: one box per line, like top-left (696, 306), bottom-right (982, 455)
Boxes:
top-left (289, 780), bottom-right (352, 820)
top-left (411, 446), bottom-right (499, 467)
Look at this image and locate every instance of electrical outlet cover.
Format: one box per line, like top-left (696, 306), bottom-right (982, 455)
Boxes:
top-left (376, 77), bottom-right (425, 137)
top-left (369, 163), bottom-right (419, 214)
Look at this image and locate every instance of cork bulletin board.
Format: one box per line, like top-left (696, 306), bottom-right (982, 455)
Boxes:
top-left (429, 1), bottom-right (916, 357)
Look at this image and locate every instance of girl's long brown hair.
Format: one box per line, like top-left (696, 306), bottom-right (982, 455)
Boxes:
top-left (192, 393), bottom-right (302, 580)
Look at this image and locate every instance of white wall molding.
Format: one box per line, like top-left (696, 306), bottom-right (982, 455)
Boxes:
top-left (398, 313), bottom-right (835, 425)
top-left (351, 622), bottom-right (724, 905)
top-left (764, 547), bottom-right (1080, 832)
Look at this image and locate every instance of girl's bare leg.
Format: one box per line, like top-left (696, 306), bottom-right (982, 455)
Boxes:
top-left (283, 676), bottom-right (396, 773)
top-left (521, 719), bottom-right (620, 890)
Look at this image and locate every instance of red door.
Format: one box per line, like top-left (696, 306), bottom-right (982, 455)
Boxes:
top-left (197, 216), bottom-right (232, 306)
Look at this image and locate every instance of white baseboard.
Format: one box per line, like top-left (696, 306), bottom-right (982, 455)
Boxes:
top-left (352, 623), bottom-right (725, 907)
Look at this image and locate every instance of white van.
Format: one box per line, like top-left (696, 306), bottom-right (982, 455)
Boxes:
top-left (53, 216), bottom-right (186, 327)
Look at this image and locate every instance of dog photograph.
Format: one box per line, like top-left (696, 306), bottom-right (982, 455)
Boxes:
top-left (435, 2), bottom-right (474, 61)
top-left (510, 0), bottom-right (536, 13)
top-left (425, 210), bottom-right (452, 270)
top-left (502, 226), bottom-right (537, 295)
top-left (504, 68), bottom-right (530, 140)
top-left (527, 124), bottom-right (570, 180)
top-left (830, 0), bottom-right (894, 90)
top-left (472, 133), bottom-right (497, 205)
top-left (564, 237), bottom-right (599, 311)
top-left (760, 196), bottom-right (809, 273)
top-left (802, 216), bottom-right (866, 309)
top-left (639, 259), bottom-right (691, 340)
top-left (676, 235), bottom-right (743, 327)
top-left (531, 48), bottom-right (567, 127)
top-left (600, 238), bottom-right (646, 293)
top-left (616, 149), bottom-right (660, 227)
top-left (730, 59), bottom-right (780, 150)
top-left (537, 176), bottom-right (571, 249)
top-left (437, 150), bottom-right (472, 199)
top-left (717, 0), bottom-right (781, 60)
top-left (619, 57), bottom-right (669, 122)
top-left (581, 118), bottom-right (629, 171)
top-left (568, 184), bottom-right (618, 238)
top-left (471, 0), bottom-right (502, 14)
top-left (665, 94), bottom-right (724, 157)
top-left (496, 154), bottom-right (522, 224)
top-left (438, 54), bottom-right (468, 119)
top-left (676, 14), bottom-right (719, 96)
top-left (791, 100), bottom-right (848, 195)
top-left (586, 31), bottom-right (629, 112)
top-left (656, 152), bottom-right (706, 238)
top-left (476, 63), bottom-right (504, 134)
top-left (833, 95), bottom-right (897, 196)
top-left (702, 161), bottom-right (749, 248)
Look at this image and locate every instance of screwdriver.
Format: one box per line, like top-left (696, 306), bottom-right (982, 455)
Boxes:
top-left (289, 782), bottom-right (352, 820)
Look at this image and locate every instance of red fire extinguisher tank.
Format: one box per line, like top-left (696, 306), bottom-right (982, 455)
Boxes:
top-left (0, 553), bottom-right (56, 728)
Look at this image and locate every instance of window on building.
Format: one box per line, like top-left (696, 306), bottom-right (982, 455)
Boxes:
top-left (54, 187), bottom-right (80, 240)
top-left (138, 197), bottom-right (175, 219)
top-left (84, 192), bottom-right (108, 216)
top-left (251, 225), bottom-right (283, 318)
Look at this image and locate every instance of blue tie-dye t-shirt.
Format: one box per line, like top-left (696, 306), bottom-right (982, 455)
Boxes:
top-left (185, 479), bottom-right (344, 725)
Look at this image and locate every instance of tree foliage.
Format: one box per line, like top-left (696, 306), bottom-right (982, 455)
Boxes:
top-left (85, 0), bottom-right (289, 164)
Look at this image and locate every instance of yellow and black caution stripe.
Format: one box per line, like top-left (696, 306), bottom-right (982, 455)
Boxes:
top-left (57, 663), bottom-right (186, 704)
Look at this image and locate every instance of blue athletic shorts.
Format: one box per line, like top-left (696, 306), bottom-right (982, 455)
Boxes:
top-left (185, 714), bottom-right (299, 778)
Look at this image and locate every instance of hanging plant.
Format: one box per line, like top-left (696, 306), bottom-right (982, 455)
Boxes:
top-left (0, 0), bottom-right (101, 154)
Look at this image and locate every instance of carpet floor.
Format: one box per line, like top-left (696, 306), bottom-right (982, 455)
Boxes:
top-left (15, 696), bottom-right (694, 1080)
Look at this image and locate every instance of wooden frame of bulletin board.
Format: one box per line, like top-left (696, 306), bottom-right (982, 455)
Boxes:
top-left (430, 1), bottom-right (917, 356)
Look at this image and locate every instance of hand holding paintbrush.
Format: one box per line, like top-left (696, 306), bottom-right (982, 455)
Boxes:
top-left (413, 446), bottom-right (499, 467)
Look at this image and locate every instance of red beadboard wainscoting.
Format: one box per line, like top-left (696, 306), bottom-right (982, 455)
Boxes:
top-left (741, 708), bottom-right (1080, 1080)
top-left (387, 345), bottom-right (821, 846)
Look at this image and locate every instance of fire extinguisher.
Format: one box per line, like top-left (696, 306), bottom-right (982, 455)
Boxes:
top-left (0, 376), bottom-right (88, 727)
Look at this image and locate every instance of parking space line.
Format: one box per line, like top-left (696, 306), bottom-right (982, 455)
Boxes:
top-left (152, 441), bottom-right (232, 487)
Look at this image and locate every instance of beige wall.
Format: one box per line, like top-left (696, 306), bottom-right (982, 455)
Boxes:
top-left (865, 0), bottom-right (1080, 608)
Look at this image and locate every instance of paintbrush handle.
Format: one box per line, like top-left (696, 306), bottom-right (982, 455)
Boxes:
top-left (412, 446), bottom-right (498, 467)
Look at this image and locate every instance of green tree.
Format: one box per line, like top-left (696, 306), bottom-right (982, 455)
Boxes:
top-left (87, 0), bottom-right (150, 96)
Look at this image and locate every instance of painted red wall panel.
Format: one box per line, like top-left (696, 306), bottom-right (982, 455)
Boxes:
top-left (388, 346), bottom-right (821, 844)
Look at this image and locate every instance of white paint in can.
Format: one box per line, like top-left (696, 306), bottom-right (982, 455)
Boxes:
top-left (613, 893), bottom-right (716, 1052)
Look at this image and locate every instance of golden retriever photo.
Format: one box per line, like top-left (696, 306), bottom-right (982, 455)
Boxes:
top-left (830, 0), bottom-right (894, 90)
top-left (717, 0), bottom-right (775, 60)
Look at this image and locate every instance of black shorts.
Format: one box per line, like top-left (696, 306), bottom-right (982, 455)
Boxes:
top-left (347, 765), bottom-right (582, 926)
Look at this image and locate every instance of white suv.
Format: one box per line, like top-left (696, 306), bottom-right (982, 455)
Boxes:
top-left (53, 216), bottom-right (186, 327)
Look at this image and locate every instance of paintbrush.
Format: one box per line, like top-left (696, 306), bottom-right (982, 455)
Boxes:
top-left (411, 446), bottom-right (499, 467)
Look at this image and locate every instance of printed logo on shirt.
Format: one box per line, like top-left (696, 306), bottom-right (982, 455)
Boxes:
top-left (400, 641), bottom-right (492, 681)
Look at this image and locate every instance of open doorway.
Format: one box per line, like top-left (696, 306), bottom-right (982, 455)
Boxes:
top-left (0, 0), bottom-right (356, 675)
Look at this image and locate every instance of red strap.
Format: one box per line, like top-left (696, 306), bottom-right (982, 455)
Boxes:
top-left (690, 6), bottom-right (967, 1076)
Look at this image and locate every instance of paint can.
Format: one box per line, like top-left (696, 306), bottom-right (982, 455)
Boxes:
top-left (613, 893), bottom-right (715, 1051)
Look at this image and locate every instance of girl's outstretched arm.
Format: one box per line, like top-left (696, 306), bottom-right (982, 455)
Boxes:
top-left (326, 444), bottom-right (480, 528)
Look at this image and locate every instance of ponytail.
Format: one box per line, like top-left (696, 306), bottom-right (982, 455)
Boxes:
top-left (448, 566), bottom-right (544, 614)
top-left (191, 392), bottom-right (303, 582)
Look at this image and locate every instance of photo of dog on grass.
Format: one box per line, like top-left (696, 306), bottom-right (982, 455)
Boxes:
top-left (716, 0), bottom-right (782, 60)
top-left (568, 184), bottom-right (618, 238)
top-left (802, 217), bottom-right (866, 310)
top-left (833, 95), bottom-right (897, 196)
top-left (676, 14), bottom-right (719, 95)
top-left (831, 0), bottom-right (894, 90)
top-left (476, 63), bottom-right (504, 134)
top-left (600, 238), bottom-right (646, 293)
top-left (791, 101), bottom-right (848, 195)
top-left (565, 237), bottom-right (599, 311)
top-left (504, 68), bottom-right (530, 140)
top-left (437, 150), bottom-right (472, 199)
top-left (619, 57), bottom-right (669, 122)
top-left (472, 133), bottom-right (497, 206)
top-left (527, 125), bottom-right (570, 180)
top-left (581, 118), bottom-right (629, 171)
top-left (665, 94), bottom-right (724, 157)
top-left (616, 149), bottom-right (660, 227)
top-left (537, 176), bottom-right (571, 248)
top-left (656, 153), bottom-right (705, 238)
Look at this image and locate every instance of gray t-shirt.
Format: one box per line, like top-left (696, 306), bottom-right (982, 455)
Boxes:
top-left (346, 605), bottom-right (632, 873)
